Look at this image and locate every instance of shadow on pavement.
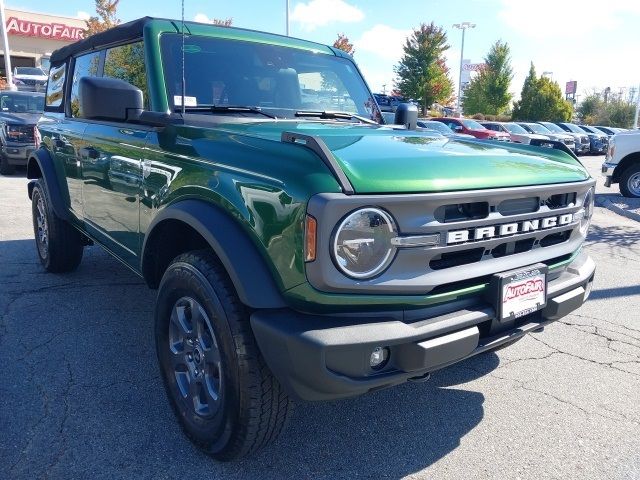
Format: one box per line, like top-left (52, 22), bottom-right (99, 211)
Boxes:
top-left (0, 238), bottom-right (497, 478)
top-left (586, 222), bottom-right (640, 249)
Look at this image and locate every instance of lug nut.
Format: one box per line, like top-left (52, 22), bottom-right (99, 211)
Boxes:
top-left (187, 353), bottom-right (193, 361)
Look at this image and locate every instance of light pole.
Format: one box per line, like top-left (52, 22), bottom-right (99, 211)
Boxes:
top-left (453, 22), bottom-right (475, 114)
top-left (634, 83), bottom-right (640, 130)
top-left (286, 0), bottom-right (290, 36)
top-left (0, 0), bottom-right (15, 90)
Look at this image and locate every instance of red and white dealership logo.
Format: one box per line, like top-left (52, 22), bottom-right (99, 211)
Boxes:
top-left (5, 17), bottom-right (84, 41)
top-left (503, 279), bottom-right (544, 302)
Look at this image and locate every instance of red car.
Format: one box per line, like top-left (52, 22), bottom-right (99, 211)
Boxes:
top-left (431, 117), bottom-right (510, 141)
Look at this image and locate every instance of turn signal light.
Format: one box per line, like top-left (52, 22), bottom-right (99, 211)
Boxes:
top-left (305, 215), bottom-right (317, 262)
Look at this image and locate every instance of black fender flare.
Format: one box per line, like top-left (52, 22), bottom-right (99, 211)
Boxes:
top-left (26, 147), bottom-right (70, 221)
top-left (142, 199), bottom-right (287, 309)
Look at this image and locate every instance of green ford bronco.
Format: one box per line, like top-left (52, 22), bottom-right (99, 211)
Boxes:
top-left (28, 17), bottom-right (596, 460)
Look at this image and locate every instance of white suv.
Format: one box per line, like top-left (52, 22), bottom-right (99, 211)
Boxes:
top-left (602, 130), bottom-right (640, 197)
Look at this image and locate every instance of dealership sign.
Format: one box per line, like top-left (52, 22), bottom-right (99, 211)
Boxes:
top-left (5, 17), bottom-right (84, 41)
top-left (565, 80), bottom-right (577, 95)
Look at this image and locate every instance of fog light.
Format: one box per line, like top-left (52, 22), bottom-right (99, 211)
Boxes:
top-left (370, 346), bottom-right (389, 369)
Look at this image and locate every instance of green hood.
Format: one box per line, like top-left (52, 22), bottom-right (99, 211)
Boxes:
top-left (217, 121), bottom-right (590, 194)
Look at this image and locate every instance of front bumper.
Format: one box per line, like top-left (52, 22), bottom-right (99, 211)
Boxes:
top-left (2, 143), bottom-right (36, 165)
top-left (602, 162), bottom-right (616, 187)
top-left (252, 252), bottom-right (595, 402)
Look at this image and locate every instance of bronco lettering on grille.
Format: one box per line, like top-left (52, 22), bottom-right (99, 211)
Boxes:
top-left (446, 213), bottom-right (575, 245)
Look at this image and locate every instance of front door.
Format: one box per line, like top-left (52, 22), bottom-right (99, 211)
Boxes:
top-left (81, 123), bottom-right (149, 266)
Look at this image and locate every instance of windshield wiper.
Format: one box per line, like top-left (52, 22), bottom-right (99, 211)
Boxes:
top-left (294, 110), bottom-right (377, 125)
top-left (174, 105), bottom-right (277, 119)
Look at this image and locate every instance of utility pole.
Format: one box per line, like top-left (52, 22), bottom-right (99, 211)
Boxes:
top-left (382, 84), bottom-right (386, 95)
top-left (634, 83), bottom-right (640, 130)
top-left (453, 22), bottom-right (475, 114)
top-left (0, 0), bottom-right (15, 90)
top-left (286, 0), bottom-right (289, 36)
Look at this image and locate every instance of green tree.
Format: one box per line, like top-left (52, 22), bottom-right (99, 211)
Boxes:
top-left (394, 22), bottom-right (454, 115)
top-left (85, 0), bottom-right (120, 36)
top-left (462, 40), bottom-right (513, 115)
top-left (577, 92), bottom-right (601, 123)
top-left (512, 63), bottom-right (572, 121)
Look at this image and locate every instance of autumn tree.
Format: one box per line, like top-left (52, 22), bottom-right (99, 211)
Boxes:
top-left (211, 18), bottom-right (233, 26)
top-left (462, 40), bottom-right (513, 115)
top-left (394, 22), bottom-right (454, 115)
top-left (333, 33), bottom-right (355, 56)
top-left (512, 63), bottom-right (572, 121)
top-left (84, 0), bottom-right (120, 36)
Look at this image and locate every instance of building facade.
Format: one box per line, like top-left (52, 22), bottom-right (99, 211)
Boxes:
top-left (1, 8), bottom-right (85, 75)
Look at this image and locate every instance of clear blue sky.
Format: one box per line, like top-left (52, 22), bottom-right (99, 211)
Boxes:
top-left (10, 0), bottom-right (640, 102)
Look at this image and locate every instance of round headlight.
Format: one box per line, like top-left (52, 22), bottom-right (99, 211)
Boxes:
top-left (579, 187), bottom-right (595, 236)
top-left (332, 208), bottom-right (397, 279)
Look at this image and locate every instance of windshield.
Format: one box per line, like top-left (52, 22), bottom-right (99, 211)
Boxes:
top-left (578, 125), bottom-right (596, 134)
top-left (560, 123), bottom-right (583, 134)
top-left (504, 123), bottom-right (527, 134)
top-left (15, 67), bottom-right (45, 76)
top-left (160, 34), bottom-right (377, 121)
top-left (539, 122), bottom-right (564, 133)
top-left (461, 119), bottom-right (486, 130)
top-left (0, 93), bottom-right (44, 113)
top-left (524, 123), bottom-right (550, 134)
top-left (420, 120), bottom-right (452, 134)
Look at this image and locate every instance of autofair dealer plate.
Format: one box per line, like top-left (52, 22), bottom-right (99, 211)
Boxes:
top-left (490, 263), bottom-right (548, 321)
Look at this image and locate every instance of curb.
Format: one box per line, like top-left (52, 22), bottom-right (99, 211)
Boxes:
top-left (595, 197), bottom-right (640, 222)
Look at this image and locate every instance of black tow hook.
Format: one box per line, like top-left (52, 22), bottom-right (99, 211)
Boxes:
top-left (408, 372), bottom-right (431, 383)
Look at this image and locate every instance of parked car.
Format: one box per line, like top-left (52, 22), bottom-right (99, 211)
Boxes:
top-left (602, 129), bottom-right (640, 197)
top-left (431, 117), bottom-right (510, 140)
top-left (29, 17), bottom-right (596, 460)
top-left (0, 91), bottom-right (44, 175)
top-left (12, 66), bottom-right (48, 92)
top-left (417, 119), bottom-right (474, 139)
top-left (536, 121), bottom-right (588, 155)
top-left (515, 122), bottom-right (577, 152)
top-left (554, 122), bottom-right (604, 155)
top-left (574, 125), bottom-right (608, 154)
top-left (481, 121), bottom-right (549, 144)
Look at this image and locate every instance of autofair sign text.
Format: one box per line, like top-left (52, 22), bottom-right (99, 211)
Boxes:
top-left (5, 17), bottom-right (84, 41)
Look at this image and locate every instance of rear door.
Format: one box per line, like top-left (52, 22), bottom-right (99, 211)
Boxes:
top-left (41, 55), bottom-right (100, 221)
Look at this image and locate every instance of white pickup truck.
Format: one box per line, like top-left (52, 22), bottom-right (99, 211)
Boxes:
top-left (602, 130), bottom-right (640, 197)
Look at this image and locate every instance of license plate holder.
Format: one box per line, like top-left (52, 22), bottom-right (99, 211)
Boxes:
top-left (490, 263), bottom-right (548, 321)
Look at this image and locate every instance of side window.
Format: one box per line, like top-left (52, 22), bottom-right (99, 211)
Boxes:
top-left (45, 63), bottom-right (66, 109)
top-left (70, 51), bottom-right (101, 117)
top-left (103, 42), bottom-right (149, 109)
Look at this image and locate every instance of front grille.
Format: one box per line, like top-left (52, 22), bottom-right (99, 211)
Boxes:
top-left (305, 181), bottom-right (593, 295)
top-left (5, 124), bottom-right (35, 143)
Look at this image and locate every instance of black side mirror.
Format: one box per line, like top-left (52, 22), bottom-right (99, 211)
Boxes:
top-left (394, 103), bottom-right (418, 130)
top-left (78, 76), bottom-right (143, 121)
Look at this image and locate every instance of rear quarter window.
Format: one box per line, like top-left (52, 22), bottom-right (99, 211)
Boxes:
top-left (45, 63), bottom-right (66, 110)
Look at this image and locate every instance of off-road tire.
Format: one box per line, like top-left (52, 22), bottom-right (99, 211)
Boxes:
top-left (0, 153), bottom-right (15, 175)
top-left (619, 163), bottom-right (640, 198)
top-left (155, 250), bottom-right (293, 461)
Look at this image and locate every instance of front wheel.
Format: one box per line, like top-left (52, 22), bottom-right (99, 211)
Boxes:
top-left (619, 164), bottom-right (640, 198)
top-left (155, 250), bottom-right (293, 460)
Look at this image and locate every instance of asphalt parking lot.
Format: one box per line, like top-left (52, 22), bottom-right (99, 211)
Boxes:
top-left (1, 155), bottom-right (639, 479)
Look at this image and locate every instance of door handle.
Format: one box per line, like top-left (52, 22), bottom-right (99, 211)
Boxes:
top-left (80, 147), bottom-right (100, 159)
